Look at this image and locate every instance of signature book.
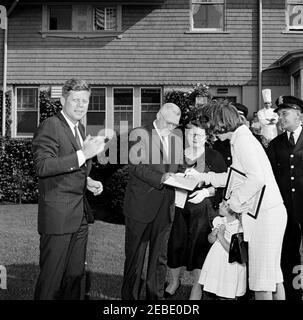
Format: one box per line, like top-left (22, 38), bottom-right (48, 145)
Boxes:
top-left (164, 173), bottom-right (200, 191)
top-left (224, 167), bottom-right (265, 219)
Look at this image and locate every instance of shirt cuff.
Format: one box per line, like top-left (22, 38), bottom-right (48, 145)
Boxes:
top-left (77, 150), bottom-right (86, 167)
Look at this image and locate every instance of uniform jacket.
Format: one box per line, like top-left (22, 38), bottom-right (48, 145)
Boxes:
top-left (267, 127), bottom-right (303, 223)
top-left (32, 113), bottom-right (92, 234)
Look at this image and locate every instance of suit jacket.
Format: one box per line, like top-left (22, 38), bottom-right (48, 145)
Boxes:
top-left (32, 113), bottom-right (92, 234)
top-left (123, 124), bottom-right (181, 223)
top-left (267, 127), bottom-right (303, 223)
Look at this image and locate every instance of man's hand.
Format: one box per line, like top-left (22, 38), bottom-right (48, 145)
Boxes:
top-left (87, 177), bottom-right (103, 196)
top-left (188, 188), bottom-right (209, 204)
top-left (82, 135), bottom-right (105, 160)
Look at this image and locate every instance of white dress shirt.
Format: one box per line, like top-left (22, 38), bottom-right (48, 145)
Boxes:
top-left (286, 125), bottom-right (302, 144)
top-left (61, 111), bottom-right (86, 167)
top-left (153, 120), bottom-right (169, 158)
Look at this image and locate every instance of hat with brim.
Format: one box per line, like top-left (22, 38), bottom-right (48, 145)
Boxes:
top-left (274, 95), bottom-right (303, 113)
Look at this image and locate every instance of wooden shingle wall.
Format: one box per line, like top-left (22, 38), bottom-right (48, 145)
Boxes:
top-left (0, 0), bottom-right (302, 87)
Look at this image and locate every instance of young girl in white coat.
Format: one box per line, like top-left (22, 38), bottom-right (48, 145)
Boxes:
top-left (199, 201), bottom-right (247, 299)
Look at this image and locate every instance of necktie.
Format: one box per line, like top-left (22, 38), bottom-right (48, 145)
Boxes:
top-left (289, 131), bottom-right (295, 147)
top-left (74, 125), bottom-right (82, 149)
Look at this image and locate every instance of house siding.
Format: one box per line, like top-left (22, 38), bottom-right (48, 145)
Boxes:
top-left (1, 0), bottom-right (258, 86)
top-left (0, 0), bottom-right (302, 88)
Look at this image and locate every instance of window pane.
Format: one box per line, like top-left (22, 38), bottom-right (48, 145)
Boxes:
top-left (49, 5), bottom-right (72, 30)
top-left (94, 7), bottom-right (117, 30)
top-left (141, 88), bottom-right (161, 127)
top-left (106, 8), bottom-right (117, 30)
top-left (141, 88), bottom-right (161, 104)
top-left (114, 88), bottom-right (133, 132)
top-left (89, 88), bottom-right (105, 111)
top-left (17, 88), bottom-right (38, 109)
top-left (288, 4), bottom-right (303, 28)
top-left (193, 4), bottom-right (224, 29)
top-left (17, 111), bottom-right (38, 136)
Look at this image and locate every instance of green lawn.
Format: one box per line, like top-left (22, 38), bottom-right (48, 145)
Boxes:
top-left (0, 204), bottom-right (193, 300)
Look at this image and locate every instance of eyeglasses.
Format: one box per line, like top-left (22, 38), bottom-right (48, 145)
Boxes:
top-left (159, 110), bottom-right (179, 128)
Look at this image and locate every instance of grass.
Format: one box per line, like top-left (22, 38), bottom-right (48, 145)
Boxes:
top-left (0, 204), bottom-right (193, 300)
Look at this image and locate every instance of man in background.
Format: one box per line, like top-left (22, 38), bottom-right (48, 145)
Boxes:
top-left (122, 103), bottom-right (181, 300)
top-left (267, 95), bottom-right (303, 300)
top-left (257, 89), bottom-right (279, 142)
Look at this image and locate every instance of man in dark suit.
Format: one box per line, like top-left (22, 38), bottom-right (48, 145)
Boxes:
top-left (267, 95), bottom-right (303, 300)
top-left (32, 78), bottom-right (105, 300)
top-left (121, 102), bottom-right (182, 300)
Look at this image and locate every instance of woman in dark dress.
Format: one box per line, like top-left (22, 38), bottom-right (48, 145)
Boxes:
top-left (165, 120), bottom-right (227, 300)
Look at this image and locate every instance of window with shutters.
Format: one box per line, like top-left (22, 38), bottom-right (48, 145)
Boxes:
top-left (286, 0), bottom-right (303, 30)
top-left (41, 4), bottom-right (122, 38)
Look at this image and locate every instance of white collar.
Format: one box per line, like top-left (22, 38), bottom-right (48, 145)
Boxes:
top-left (287, 125), bottom-right (302, 140)
top-left (61, 110), bottom-right (79, 132)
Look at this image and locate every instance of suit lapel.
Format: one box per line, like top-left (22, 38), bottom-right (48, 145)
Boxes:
top-left (56, 112), bottom-right (79, 151)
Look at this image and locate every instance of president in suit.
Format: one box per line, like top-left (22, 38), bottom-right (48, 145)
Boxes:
top-left (32, 78), bottom-right (105, 300)
top-left (121, 103), bottom-right (182, 300)
top-left (267, 95), bottom-right (303, 300)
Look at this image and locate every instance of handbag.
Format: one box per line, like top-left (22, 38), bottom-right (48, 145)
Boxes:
top-left (228, 232), bottom-right (248, 264)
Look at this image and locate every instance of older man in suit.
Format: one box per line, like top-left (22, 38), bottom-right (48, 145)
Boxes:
top-left (267, 95), bottom-right (303, 300)
top-left (33, 78), bottom-right (105, 300)
top-left (121, 102), bottom-right (182, 300)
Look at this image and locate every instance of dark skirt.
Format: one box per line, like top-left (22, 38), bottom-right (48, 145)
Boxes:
top-left (167, 198), bottom-right (218, 271)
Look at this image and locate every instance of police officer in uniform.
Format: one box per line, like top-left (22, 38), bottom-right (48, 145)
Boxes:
top-left (267, 95), bottom-right (303, 300)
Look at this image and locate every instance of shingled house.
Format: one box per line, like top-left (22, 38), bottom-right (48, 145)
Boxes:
top-left (1, 0), bottom-right (303, 138)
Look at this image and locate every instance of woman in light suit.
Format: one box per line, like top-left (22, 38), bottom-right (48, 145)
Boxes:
top-left (189, 101), bottom-right (287, 300)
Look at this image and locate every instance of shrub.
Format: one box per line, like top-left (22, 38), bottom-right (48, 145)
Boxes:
top-left (0, 138), bottom-right (38, 203)
top-left (0, 91), bottom-right (12, 137)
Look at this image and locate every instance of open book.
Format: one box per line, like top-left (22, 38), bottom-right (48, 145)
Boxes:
top-left (224, 167), bottom-right (265, 219)
top-left (164, 173), bottom-right (200, 191)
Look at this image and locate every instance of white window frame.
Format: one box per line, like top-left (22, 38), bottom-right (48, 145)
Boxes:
top-left (84, 86), bottom-right (107, 134)
top-left (13, 86), bottom-right (40, 138)
top-left (190, 0), bottom-right (226, 32)
top-left (41, 4), bottom-right (122, 38)
top-left (113, 87), bottom-right (135, 133)
top-left (286, 0), bottom-right (303, 31)
top-left (93, 6), bottom-right (120, 31)
top-left (140, 87), bottom-right (162, 127)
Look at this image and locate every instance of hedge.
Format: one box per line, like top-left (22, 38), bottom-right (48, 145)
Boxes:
top-left (0, 138), bottom-right (38, 204)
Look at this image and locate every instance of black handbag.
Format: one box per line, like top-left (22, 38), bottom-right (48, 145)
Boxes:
top-left (228, 232), bottom-right (248, 264)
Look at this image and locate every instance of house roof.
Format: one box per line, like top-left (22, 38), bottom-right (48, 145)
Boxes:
top-left (273, 49), bottom-right (303, 67)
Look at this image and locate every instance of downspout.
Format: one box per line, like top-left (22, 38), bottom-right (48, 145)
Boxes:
top-left (258, 0), bottom-right (263, 109)
top-left (2, 0), bottom-right (19, 137)
top-left (1, 11), bottom-right (7, 137)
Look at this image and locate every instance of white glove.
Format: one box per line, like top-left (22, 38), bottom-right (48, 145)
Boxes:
top-left (188, 188), bottom-right (210, 204)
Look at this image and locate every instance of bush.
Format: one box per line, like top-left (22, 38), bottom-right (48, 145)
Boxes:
top-left (0, 91), bottom-right (12, 137)
top-left (0, 138), bottom-right (38, 203)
